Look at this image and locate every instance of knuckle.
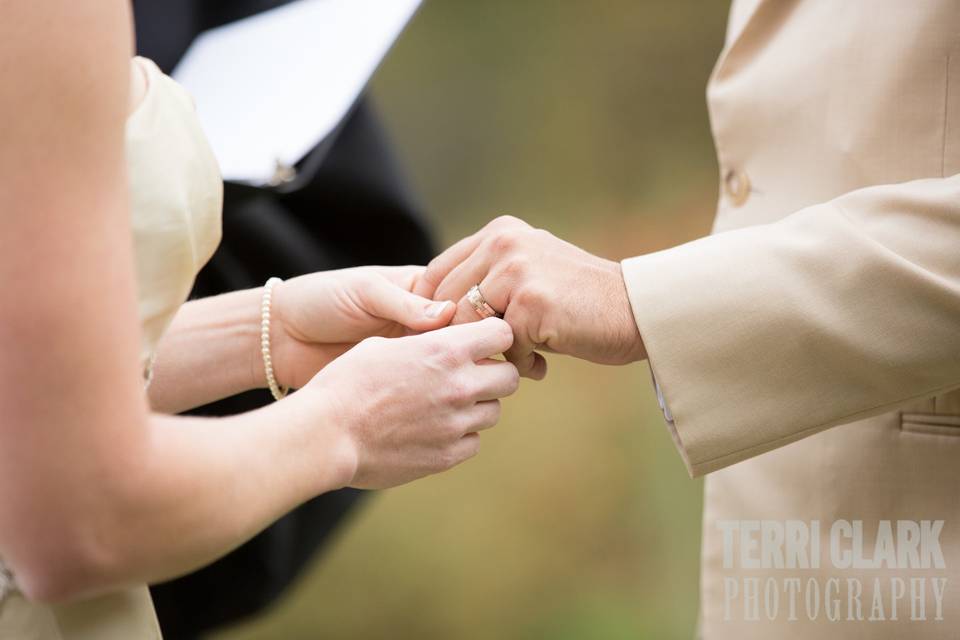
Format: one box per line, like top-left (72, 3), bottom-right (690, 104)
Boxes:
top-left (421, 336), bottom-right (457, 363)
top-left (445, 375), bottom-right (474, 405)
top-left (464, 439), bottom-right (481, 460)
top-left (437, 448), bottom-right (462, 471)
top-left (479, 318), bottom-right (513, 352)
top-left (454, 340), bottom-right (475, 362)
top-left (485, 400), bottom-right (502, 424)
top-left (461, 403), bottom-right (500, 432)
top-left (502, 253), bottom-right (530, 279)
top-left (443, 351), bottom-right (465, 372)
top-left (514, 283), bottom-right (545, 308)
top-left (421, 336), bottom-right (445, 356)
top-left (439, 342), bottom-right (469, 368)
top-left (494, 319), bottom-right (515, 347)
top-left (447, 415), bottom-right (468, 437)
top-left (490, 230), bottom-right (518, 254)
top-left (505, 366), bottom-right (521, 393)
top-left (491, 214), bottom-right (526, 230)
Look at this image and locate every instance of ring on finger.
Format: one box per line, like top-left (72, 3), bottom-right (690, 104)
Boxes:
top-left (466, 284), bottom-right (503, 319)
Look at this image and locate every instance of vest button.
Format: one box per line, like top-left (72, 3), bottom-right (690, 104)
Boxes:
top-left (723, 169), bottom-right (750, 206)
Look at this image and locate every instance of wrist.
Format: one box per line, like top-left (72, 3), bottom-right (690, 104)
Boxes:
top-left (230, 281), bottom-right (298, 393)
top-left (253, 385), bottom-right (359, 497)
top-left (263, 279), bottom-right (307, 390)
top-left (300, 384), bottom-right (359, 491)
top-left (212, 287), bottom-right (273, 393)
top-left (608, 259), bottom-right (647, 364)
top-left (267, 280), bottom-right (350, 389)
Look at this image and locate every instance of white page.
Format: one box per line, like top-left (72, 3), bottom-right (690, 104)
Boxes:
top-left (172, 0), bottom-right (421, 185)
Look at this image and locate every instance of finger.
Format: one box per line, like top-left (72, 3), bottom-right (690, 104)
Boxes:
top-left (506, 344), bottom-right (548, 381)
top-left (472, 275), bottom-right (548, 380)
top-left (460, 399), bottom-right (502, 433)
top-left (470, 360), bottom-right (520, 401)
top-left (411, 274), bottom-right (435, 299)
top-left (451, 294), bottom-right (545, 378)
top-left (501, 303), bottom-right (548, 380)
top-left (430, 317), bottom-right (514, 361)
top-left (419, 233), bottom-right (485, 298)
top-left (450, 431), bottom-right (481, 464)
top-left (373, 265), bottom-right (425, 291)
top-left (500, 312), bottom-right (548, 380)
top-left (452, 263), bottom-right (512, 321)
top-left (424, 215), bottom-right (534, 300)
top-left (360, 275), bottom-right (456, 331)
top-left (433, 242), bottom-right (498, 305)
top-left (451, 294), bottom-right (485, 325)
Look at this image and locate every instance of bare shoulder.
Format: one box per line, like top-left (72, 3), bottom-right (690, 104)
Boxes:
top-left (0, 1), bottom-right (132, 155)
top-left (0, 0), bottom-right (145, 418)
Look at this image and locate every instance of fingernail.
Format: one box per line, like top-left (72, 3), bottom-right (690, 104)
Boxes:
top-left (425, 301), bottom-right (451, 319)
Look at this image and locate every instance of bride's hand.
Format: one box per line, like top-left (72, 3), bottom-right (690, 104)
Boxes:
top-left (305, 318), bottom-right (519, 489)
top-left (270, 266), bottom-right (456, 388)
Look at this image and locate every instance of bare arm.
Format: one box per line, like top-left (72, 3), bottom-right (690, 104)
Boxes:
top-left (146, 288), bottom-right (267, 414)
top-left (0, 2), bottom-right (517, 603)
top-left (147, 267), bottom-right (458, 415)
top-left (0, 0), bottom-right (344, 601)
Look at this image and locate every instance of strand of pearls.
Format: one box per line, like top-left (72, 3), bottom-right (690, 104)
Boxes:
top-left (261, 277), bottom-right (289, 401)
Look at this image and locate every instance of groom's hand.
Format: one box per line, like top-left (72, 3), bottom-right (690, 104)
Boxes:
top-left (418, 216), bottom-right (646, 379)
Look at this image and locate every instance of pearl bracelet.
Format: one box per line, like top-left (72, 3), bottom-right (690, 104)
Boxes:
top-left (261, 277), bottom-right (289, 401)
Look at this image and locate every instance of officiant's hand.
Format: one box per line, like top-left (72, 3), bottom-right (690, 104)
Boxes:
top-left (270, 266), bottom-right (456, 388)
top-left (418, 216), bottom-right (646, 379)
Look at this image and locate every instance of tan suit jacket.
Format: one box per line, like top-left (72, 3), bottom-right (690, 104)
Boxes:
top-left (621, 1), bottom-right (960, 638)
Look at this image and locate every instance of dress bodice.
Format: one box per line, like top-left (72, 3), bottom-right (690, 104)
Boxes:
top-left (127, 57), bottom-right (224, 377)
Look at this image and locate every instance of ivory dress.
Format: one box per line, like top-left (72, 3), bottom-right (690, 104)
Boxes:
top-left (0, 57), bottom-right (223, 639)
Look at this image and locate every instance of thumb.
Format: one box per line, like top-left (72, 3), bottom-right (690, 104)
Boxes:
top-left (362, 276), bottom-right (456, 332)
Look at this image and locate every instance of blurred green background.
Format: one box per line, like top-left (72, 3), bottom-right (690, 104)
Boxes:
top-left (216, 1), bottom-right (729, 638)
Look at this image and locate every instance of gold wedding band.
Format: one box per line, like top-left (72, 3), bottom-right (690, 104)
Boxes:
top-left (466, 284), bottom-right (502, 319)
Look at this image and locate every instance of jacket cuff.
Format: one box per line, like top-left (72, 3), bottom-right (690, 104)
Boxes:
top-left (621, 255), bottom-right (706, 476)
top-left (619, 235), bottom-right (785, 478)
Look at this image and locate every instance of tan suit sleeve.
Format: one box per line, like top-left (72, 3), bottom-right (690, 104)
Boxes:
top-left (622, 176), bottom-right (960, 477)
